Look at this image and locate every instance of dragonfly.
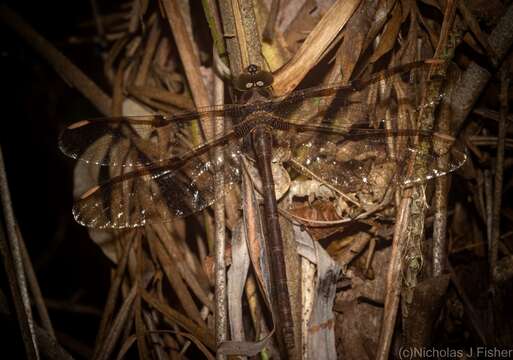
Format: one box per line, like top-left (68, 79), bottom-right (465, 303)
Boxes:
top-left (59, 60), bottom-right (466, 357)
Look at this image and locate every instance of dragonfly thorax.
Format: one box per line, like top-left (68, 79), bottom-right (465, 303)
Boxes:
top-left (234, 110), bottom-right (287, 138)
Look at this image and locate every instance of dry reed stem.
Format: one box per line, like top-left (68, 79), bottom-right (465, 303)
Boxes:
top-left (126, 85), bottom-right (194, 110)
top-left (18, 229), bottom-right (56, 340)
top-left (93, 233), bottom-right (136, 357)
top-left (134, 20), bottom-right (161, 86)
top-left (201, 0), bottom-right (227, 63)
top-left (112, 58), bottom-right (128, 116)
top-left (376, 194), bottom-right (412, 360)
top-left (141, 289), bottom-right (217, 351)
top-left (490, 69), bottom-right (509, 284)
top-left (219, 0), bottom-right (297, 356)
top-left (376, 11), bottom-right (457, 349)
top-left (429, 0), bottom-right (460, 276)
top-left (149, 228), bottom-right (205, 325)
top-left (161, 0), bottom-right (213, 140)
top-left (135, 237), bottom-right (151, 360)
top-left (95, 282), bottom-right (138, 360)
top-left (213, 74), bottom-right (228, 353)
top-left (272, 0), bottom-right (361, 96)
top-left (432, 85), bottom-right (453, 276)
top-left (0, 146), bottom-right (40, 359)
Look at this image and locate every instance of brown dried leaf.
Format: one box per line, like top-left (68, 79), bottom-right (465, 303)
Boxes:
top-left (141, 289), bottom-right (216, 350)
top-left (288, 201), bottom-right (346, 240)
top-left (333, 0), bottom-right (377, 82)
top-left (272, 0), bottom-right (362, 96)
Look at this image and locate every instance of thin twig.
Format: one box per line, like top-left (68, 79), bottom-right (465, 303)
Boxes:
top-left (111, 58), bottom-right (128, 116)
top-left (160, 0), bottom-right (213, 140)
top-left (376, 194), bottom-right (412, 360)
top-left (92, 233), bottom-right (136, 358)
top-left (95, 273), bottom-right (152, 360)
top-left (432, 71), bottom-right (459, 277)
top-left (152, 223), bottom-right (213, 316)
top-left (201, 0), bottom-right (228, 64)
top-left (126, 85), bottom-right (194, 110)
top-left (19, 229), bottom-right (56, 339)
top-left (213, 73), bottom-right (227, 358)
top-left (484, 170), bottom-right (493, 248)
top-left (217, 0), bottom-right (243, 74)
top-left (0, 146), bottom-right (39, 359)
top-left (44, 299), bottom-right (102, 317)
top-left (490, 69), bottom-right (509, 284)
top-left (134, 20), bottom-right (161, 86)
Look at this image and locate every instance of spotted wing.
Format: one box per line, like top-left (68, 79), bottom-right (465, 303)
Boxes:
top-left (283, 123), bottom-right (466, 197)
top-left (59, 110), bottom-right (244, 228)
top-left (72, 134), bottom-right (242, 229)
top-left (268, 61), bottom-right (465, 191)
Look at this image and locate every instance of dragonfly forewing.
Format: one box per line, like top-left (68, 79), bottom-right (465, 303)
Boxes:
top-left (59, 107), bottom-right (241, 168)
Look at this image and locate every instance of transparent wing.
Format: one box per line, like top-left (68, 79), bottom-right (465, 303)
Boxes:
top-left (266, 61), bottom-right (465, 190)
top-left (72, 135), bottom-right (242, 228)
top-left (283, 123), bottom-right (466, 194)
top-left (59, 105), bottom-right (242, 168)
top-left (269, 61), bottom-right (433, 129)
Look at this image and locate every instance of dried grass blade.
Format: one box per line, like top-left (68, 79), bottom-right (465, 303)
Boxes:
top-left (141, 289), bottom-right (216, 350)
top-left (272, 0), bottom-right (361, 96)
top-left (93, 232), bottom-right (137, 357)
top-left (148, 228), bottom-right (206, 325)
top-left (376, 194), bottom-right (411, 360)
top-left (95, 283), bottom-right (138, 360)
top-left (160, 0), bottom-right (212, 140)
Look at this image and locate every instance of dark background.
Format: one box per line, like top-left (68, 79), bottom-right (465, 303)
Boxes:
top-left (2, 1), bottom-right (513, 358)
top-left (1, 1), bottom-right (113, 357)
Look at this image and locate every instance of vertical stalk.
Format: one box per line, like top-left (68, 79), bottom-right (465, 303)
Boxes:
top-left (0, 146), bottom-right (40, 360)
top-left (213, 75), bottom-right (228, 358)
top-left (376, 194), bottom-right (411, 360)
top-left (490, 70), bottom-right (508, 284)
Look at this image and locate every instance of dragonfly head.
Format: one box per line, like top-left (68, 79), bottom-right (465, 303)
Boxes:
top-left (233, 64), bottom-right (274, 92)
